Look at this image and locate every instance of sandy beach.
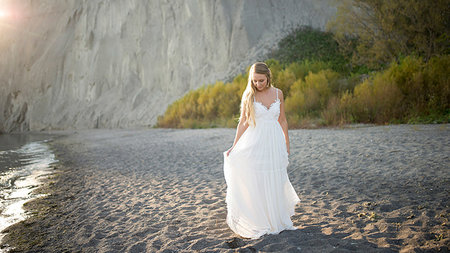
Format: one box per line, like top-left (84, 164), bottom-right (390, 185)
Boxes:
top-left (1, 124), bottom-right (449, 252)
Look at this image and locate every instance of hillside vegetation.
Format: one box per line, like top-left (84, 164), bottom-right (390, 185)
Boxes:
top-left (157, 1), bottom-right (449, 128)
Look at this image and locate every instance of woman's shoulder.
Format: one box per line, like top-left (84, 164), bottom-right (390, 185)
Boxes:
top-left (274, 87), bottom-right (284, 100)
top-left (273, 87), bottom-right (282, 95)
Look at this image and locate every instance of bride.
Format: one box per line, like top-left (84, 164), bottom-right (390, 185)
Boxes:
top-left (223, 62), bottom-right (300, 239)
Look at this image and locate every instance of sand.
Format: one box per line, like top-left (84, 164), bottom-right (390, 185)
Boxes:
top-left (1, 124), bottom-right (449, 252)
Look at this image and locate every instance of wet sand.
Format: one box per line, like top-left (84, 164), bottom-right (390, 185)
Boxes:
top-left (1, 124), bottom-right (449, 252)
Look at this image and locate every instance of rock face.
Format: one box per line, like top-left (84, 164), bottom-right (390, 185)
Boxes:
top-left (0, 0), bottom-right (336, 133)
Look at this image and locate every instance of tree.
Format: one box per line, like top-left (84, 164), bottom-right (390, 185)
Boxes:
top-left (327, 0), bottom-right (450, 69)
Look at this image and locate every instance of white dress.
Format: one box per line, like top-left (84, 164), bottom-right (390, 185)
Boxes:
top-left (223, 88), bottom-right (300, 239)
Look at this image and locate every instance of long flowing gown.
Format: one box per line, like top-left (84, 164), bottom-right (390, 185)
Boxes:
top-left (223, 88), bottom-right (300, 239)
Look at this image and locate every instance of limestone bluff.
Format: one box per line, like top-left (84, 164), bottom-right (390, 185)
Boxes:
top-left (0, 0), bottom-right (336, 133)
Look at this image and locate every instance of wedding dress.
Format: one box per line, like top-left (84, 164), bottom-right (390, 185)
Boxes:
top-left (223, 88), bottom-right (300, 239)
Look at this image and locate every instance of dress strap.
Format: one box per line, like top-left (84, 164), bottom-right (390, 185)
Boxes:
top-left (276, 88), bottom-right (278, 100)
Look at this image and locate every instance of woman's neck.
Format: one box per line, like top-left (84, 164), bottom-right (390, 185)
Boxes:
top-left (256, 86), bottom-right (271, 94)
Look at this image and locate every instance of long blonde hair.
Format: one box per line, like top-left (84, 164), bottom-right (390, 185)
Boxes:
top-left (239, 62), bottom-right (273, 127)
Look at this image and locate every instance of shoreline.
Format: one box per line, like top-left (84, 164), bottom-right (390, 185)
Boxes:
top-left (0, 134), bottom-right (68, 253)
top-left (0, 166), bottom-right (64, 252)
top-left (1, 125), bottom-right (449, 252)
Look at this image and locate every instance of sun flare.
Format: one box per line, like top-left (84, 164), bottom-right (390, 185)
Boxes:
top-left (0, 10), bottom-right (7, 19)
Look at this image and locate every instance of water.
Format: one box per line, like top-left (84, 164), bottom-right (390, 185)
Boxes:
top-left (0, 133), bottom-right (58, 248)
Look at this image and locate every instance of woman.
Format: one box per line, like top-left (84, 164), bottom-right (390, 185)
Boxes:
top-left (223, 62), bottom-right (300, 239)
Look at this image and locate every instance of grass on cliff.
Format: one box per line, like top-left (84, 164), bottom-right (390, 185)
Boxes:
top-left (156, 27), bottom-right (449, 129)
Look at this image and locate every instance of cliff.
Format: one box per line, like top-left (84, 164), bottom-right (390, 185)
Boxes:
top-left (0, 0), bottom-right (336, 133)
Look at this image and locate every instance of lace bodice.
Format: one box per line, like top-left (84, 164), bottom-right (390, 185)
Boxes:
top-left (253, 88), bottom-right (280, 122)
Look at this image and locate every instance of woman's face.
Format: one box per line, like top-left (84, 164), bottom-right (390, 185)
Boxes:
top-left (252, 73), bottom-right (268, 91)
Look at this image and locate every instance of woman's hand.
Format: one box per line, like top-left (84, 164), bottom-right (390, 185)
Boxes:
top-left (226, 146), bottom-right (234, 157)
top-left (287, 146), bottom-right (290, 155)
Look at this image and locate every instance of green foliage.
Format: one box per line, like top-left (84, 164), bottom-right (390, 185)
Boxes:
top-left (156, 57), bottom-right (349, 129)
top-left (268, 26), bottom-right (355, 74)
top-left (157, 21), bottom-right (449, 129)
top-left (325, 55), bottom-right (450, 124)
top-left (156, 78), bottom-right (243, 128)
top-left (327, 0), bottom-right (450, 69)
top-left (272, 60), bottom-right (337, 97)
top-left (285, 70), bottom-right (340, 118)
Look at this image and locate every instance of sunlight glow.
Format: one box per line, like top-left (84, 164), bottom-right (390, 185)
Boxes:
top-left (0, 10), bottom-right (7, 19)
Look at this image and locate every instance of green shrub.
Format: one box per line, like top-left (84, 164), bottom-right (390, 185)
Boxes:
top-left (268, 26), bottom-right (354, 74)
top-left (337, 55), bottom-right (449, 124)
top-left (157, 24), bottom-right (448, 129)
top-left (156, 78), bottom-right (243, 128)
top-left (328, 0), bottom-right (449, 69)
top-left (285, 69), bottom-right (340, 124)
top-left (273, 60), bottom-right (336, 97)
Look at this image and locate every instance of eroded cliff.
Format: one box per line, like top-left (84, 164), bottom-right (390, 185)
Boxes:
top-left (0, 0), bottom-right (336, 132)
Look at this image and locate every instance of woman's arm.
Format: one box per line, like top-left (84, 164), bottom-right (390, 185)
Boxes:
top-left (226, 112), bottom-right (249, 156)
top-left (277, 89), bottom-right (290, 154)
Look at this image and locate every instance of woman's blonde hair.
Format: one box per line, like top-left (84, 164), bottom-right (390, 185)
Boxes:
top-left (239, 62), bottom-right (273, 127)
